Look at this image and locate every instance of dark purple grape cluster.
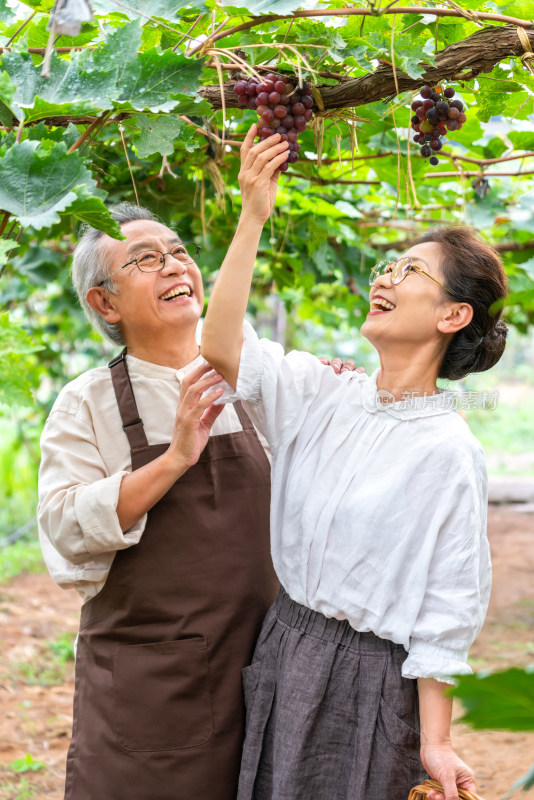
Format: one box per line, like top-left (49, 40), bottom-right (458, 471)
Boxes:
top-left (234, 73), bottom-right (313, 171)
top-left (410, 84), bottom-right (467, 167)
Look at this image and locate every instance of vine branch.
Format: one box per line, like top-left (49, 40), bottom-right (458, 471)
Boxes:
top-left (199, 26), bottom-right (534, 110)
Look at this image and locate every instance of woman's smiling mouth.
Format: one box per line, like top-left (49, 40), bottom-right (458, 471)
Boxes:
top-left (368, 294), bottom-right (396, 315)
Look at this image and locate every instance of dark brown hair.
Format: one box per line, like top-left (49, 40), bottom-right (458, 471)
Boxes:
top-left (415, 226), bottom-right (508, 381)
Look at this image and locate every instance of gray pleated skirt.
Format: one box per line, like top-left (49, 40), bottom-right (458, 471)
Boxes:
top-left (237, 587), bottom-right (427, 800)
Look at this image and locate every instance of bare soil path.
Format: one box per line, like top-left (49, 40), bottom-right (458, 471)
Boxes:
top-left (0, 508), bottom-right (533, 799)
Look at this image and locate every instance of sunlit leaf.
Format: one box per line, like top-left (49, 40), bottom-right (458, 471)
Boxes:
top-left (451, 668), bottom-right (534, 731)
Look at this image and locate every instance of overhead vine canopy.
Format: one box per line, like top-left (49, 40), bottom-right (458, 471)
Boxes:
top-left (0, 0), bottom-right (533, 407)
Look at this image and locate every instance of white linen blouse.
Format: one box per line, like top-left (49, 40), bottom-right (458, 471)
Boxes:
top-left (221, 322), bottom-right (491, 683)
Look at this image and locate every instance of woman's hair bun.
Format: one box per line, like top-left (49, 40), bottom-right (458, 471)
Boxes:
top-left (414, 227), bottom-right (509, 381)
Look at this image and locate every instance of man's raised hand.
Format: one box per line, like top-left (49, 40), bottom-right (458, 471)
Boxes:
top-left (238, 125), bottom-right (289, 225)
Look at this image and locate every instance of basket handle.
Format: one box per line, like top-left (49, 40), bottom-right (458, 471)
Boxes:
top-left (408, 779), bottom-right (485, 800)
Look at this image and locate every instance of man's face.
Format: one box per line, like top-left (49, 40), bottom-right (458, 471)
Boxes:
top-left (100, 220), bottom-right (205, 345)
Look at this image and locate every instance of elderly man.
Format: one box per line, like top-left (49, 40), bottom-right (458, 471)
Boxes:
top-left (38, 190), bottom-right (358, 799)
top-left (38, 197), bottom-right (284, 800)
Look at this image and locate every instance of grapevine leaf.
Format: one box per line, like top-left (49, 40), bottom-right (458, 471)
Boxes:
top-left (67, 187), bottom-right (125, 239)
top-left (81, 18), bottom-right (142, 80)
top-left (0, 70), bottom-right (16, 126)
top-left (221, 0), bottom-right (307, 13)
top-left (133, 114), bottom-right (198, 157)
top-left (450, 668), bottom-right (534, 731)
top-left (0, 0), bottom-right (15, 22)
top-left (0, 313), bottom-right (44, 408)
top-left (2, 52), bottom-right (118, 121)
top-left (115, 50), bottom-right (204, 113)
top-left (508, 130), bottom-right (534, 151)
top-left (0, 140), bottom-right (101, 230)
top-left (92, 0), bottom-right (208, 17)
top-left (0, 239), bottom-right (19, 268)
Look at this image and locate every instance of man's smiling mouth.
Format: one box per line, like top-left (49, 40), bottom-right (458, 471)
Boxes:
top-left (160, 285), bottom-right (192, 301)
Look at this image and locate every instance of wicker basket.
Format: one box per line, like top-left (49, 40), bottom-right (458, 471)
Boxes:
top-left (408, 779), bottom-right (485, 800)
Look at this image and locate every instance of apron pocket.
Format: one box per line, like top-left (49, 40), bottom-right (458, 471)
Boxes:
top-left (113, 637), bottom-right (213, 751)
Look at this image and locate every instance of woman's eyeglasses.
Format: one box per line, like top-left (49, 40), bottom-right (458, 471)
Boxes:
top-left (369, 257), bottom-right (456, 296)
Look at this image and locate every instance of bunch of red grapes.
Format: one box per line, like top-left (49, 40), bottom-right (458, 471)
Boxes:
top-left (411, 84), bottom-right (467, 166)
top-left (234, 73), bottom-right (314, 171)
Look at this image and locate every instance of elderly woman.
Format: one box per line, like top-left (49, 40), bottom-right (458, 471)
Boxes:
top-left (201, 127), bottom-right (508, 800)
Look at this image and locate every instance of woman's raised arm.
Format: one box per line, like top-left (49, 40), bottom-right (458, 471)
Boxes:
top-left (201, 126), bottom-right (289, 388)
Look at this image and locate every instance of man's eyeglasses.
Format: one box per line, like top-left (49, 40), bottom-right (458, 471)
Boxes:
top-left (97, 243), bottom-right (201, 287)
top-left (369, 256), bottom-right (456, 296)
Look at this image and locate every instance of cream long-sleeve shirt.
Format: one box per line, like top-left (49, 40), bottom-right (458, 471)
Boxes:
top-left (37, 352), bottom-right (269, 603)
top-left (220, 322), bottom-right (491, 683)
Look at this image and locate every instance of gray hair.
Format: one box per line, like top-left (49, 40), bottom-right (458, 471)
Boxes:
top-left (71, 202), bottom-right (157, 345)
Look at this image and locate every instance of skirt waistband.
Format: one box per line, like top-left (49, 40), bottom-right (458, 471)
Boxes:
top-left (275, 587), bottom-right (405, 654)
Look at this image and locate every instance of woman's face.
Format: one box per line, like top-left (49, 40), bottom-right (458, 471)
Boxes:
top-left (361, 241), bottom-right (453, 351)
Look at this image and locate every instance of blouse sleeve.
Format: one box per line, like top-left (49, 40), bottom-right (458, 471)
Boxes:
top-left (219, 320), bottom-right (360, 452)
top-left (402, 447), bottom-right (491, 684)
top-left (37, 402), bottom-right (147, 565)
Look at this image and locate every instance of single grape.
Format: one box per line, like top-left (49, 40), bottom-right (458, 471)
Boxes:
top-left (238, 94), bottom-right (248, 106)
top-left (261, 81), bottom-right (275, 93)
top-left (431, 92), bottom-right (441, 103)
top-left (246, 83), bottom-right (258, 97)
top-left (411, 115), bottom-right (420, 125)
top-left (274, 105), bottom-right (287, 119)
top-left (279, 94), bottom-right (290, 105)
top-left (303, 86), bottom-right (312, 96)
top-left (256, 105), bottom-right (268, 116)
top-left (234, 81), bottom-right (247, 95)
top-left (285, 82), bottom-right (293, 94)
top-left (271, 118), bottom-right (280, 128)
top-left (274, 80), bottom-right (286, 93)
top-left (420, 85), bottom-right (432, 99)
top-left (429, 156), bottom-right (439, 165)
top-left (288, 151), bottom-right (299, 163)
top-left (280, 161), bottom-right (289, 172)
top-left (420, 120), bottom-right (433, 133)
top-left (247, 98), bottom-right (257, 110)
top-left (444, 87), bottom-right (455, 98)
top-left (446, 119), bottom-right (458, 130)
top-left (262, 126), bottom-right (275, 137)
top-left (431, 126), bottom-right (441, 136)
top-left (269, 91), bottom-right (281, 104)
top-left (266, 73), bottom-right (278, 83)
top-left (426, 109), bottom-right (438, 125)
top-left (416, 107), bottom-right (426, 120)
top-left (262, 108), bottom-right (274, 122)
top-left (436, 101), bottom-right (449, 114)
top-left (420, 144), bottom-right (432, 157)
top-left (281, 115), bottom-right (294, 128)
top-left (257, 92), bottom-right (269, 106)
top-left (423, 99), bottom-right (435, 110)
top-left (430, 138), bottom-right (439, 149)
top-left (448, 107), bottom-right (460, 119)
top-left (413, 134), bottom-right (421, 143)
top-left (302, 95), bottom-right (313, 109)
top-left (279, 133), bottom-right (289, 142)
top-left (294, 116), bottom-right (306, 131)
top-left (411, 100), bottom-right (423, 111)
top-left (287, 130), bottom-right (298, 142)
top-left (303, 109), bottom-right (312, 121)
top-left (277, 126), bottom-right (287, 135)
top-left (292, 142), bottom-right (301, 152)
top-left (292, 102), bottom-right (305, 116)
top-left (450, 99), bottom-right (463, 111)
top-left (434, 139), bottom-right (443, 151)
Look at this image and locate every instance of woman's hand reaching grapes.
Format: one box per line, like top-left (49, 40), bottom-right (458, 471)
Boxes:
top-left (238, 125), bottom-right (289, 225)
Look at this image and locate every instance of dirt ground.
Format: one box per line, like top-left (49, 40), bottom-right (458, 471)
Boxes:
top-left (0, 508), bottom-right (533, 800)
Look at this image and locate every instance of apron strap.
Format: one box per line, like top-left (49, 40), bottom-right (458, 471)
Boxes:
top-left (108, 349), bottom-right (149, 452)
top-left (234, 400), bottom-right (254, 432)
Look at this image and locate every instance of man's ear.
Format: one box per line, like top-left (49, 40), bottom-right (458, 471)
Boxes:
top-left (86, 287), bottom-right (122, 324)
top-left (437, 301), bottom-right (473, 335)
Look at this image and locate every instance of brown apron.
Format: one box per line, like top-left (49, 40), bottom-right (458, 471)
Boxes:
top-left (64, 351), bottom-right (278, 800)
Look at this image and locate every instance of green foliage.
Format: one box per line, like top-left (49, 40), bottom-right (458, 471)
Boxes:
top-left (47, 631), bottom-right (76, 663)
top-left (0, 538), bottom-right (44, 584)
top-left (0, 313), bottom-right (44, 407)
top-left (9, 755), bottom-right (45, 774)
top-left (451, 668), bottom-right (534, 731)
